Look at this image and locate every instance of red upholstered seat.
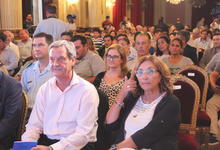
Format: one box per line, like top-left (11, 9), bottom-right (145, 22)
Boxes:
top-left (178, 131), bottom-right (199, 150)
top-left (197, 110), bottom-right (211, 127)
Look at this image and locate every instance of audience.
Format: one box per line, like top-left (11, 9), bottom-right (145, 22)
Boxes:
top-left (94, 44), bottom-right (129, 108)
top-left (66, 14), bottom-right (77, 32)
top-left (17, 29), bottom-right (32, 64)
top-left (34, 5), bottom-right (69, 41)
top-left (23, 14), bottom-right (33, 30)
top-left (200, 33), bottom-right (220, 68)
top-left (161, 38), bottom-right (193, 74)
top-left (98, 35), bottom-right (114, 58)
top-left (206, 54), bottom-right (220, 145)
top-left (72, 35), bottom-right (105, 82)
top-left (22, 40), bottom-right (99, 150)
top-left (155, 36), bottom-right (170, 57)
top-left (85, 36), bottom-right (97, 53)
top-left (4, 13), bottom-right (220, 149)
top-left (21, 33), bottom-right (53, 110)
top-left (92, 28), bottom-right (104, 51)
top-left (175, 30), bottom-right (198, 65)
top-left (106, 55), bottom-right (181, 149)
top-left (0, 32), bottom-right (19, 75)
top-left (60, 31), bottom-right (73, 41)
top-left (118, 37), bottom-right (137, 70)
top-left (134, 32), bottom-right (151, 58)
top-left (0, 71), bottom-right (22, 150)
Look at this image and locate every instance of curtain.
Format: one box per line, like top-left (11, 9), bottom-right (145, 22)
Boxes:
top-left (131, 0), bottom-right (142, 26)
top-left (0, 0), bottom-right (22, 29)
top-left (113, 0), bottom-right (126, 30)
top-left (145, 0), bottom-right (154, 26)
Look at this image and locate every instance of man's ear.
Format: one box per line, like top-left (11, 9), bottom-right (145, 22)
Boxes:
top-left (72, 57), bottom-right (76, 66)
top-left (84, 44), bottom-right (88, 49)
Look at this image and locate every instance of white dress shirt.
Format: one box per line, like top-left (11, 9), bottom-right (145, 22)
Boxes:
top-left (22, 72), bottom-right (99, 150)
top-left (194, 37), bottom-right (212, 51)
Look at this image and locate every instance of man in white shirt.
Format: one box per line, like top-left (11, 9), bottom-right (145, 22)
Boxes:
top-left (22, 40), bottom-right (99, 150)
top-left (17, 29), bottom-right (32, 63)
top-left (0, 32), bottom-right (18, 75)
top-left (3, 31), bottom-right (20, 59)
top-left (194, 29), bottom-right (212, 51)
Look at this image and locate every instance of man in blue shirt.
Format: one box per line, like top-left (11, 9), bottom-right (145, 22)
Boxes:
top-left (21, 33), bottom-right (53, 109)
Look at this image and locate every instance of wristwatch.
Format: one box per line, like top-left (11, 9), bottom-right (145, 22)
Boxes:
top-left (111, 144), bottom-right (117, 150)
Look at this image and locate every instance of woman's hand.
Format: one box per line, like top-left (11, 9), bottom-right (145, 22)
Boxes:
top-left (117, 76), bottom-right (137, 101)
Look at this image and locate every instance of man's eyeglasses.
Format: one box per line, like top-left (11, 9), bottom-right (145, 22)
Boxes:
top-left (136, 68), bottom-right (158, 76)
top-left (106, 55), bottom-right (120, 59)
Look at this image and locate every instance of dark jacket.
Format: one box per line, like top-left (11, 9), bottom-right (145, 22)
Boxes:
top-left (105, 92), bottom-right (181, 150)
top-left (93, 71), bottom-right (130, 150)
top-left (0, 71), bottom-right (22, 149)
top-left (183, 44), bottom-right (198, 65)
top-left (97, 46), bottom-right (106, 58)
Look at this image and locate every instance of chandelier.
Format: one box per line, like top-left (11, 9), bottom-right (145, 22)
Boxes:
top-left (166, 0), bottom-right (184, 5)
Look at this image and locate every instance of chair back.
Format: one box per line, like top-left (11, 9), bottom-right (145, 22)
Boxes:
top-left (16, 90), bottom-right (28, 140)
top-left (177, 65), bottom-right (209, 110)
top-left (171, 75), bottom-right (200, 133)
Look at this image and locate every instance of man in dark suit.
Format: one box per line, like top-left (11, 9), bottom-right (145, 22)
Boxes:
top-left (176, 30), bottom-right (198, 65)
top-left (0, 71), bottom-right (22, 150)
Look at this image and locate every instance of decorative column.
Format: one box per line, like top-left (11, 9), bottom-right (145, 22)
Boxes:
top-left (154, 0), bottom-right (165, 25)
top-left (88, 0), bottom-right (105, 27)
top-left (32, 0), bottom-right (43, 25)
top-left (0, 0), bottom-right (22, 30)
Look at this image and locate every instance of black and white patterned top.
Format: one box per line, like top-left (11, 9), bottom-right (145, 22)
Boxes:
top-left (99, 78), bottom-right (125, 108)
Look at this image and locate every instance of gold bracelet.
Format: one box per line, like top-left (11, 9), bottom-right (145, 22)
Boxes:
top-left (114, 101), bottom-right (124, 107)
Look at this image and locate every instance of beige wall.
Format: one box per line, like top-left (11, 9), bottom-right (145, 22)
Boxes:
top-left (154, 0), bottom-right (192, 26)
top-left (56, 0), bottom-right (114, 27)
top-left (0, 0), bottom-right (22, 30)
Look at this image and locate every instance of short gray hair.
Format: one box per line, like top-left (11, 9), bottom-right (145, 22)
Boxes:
top-left (49, 40), bottom-right (76, 58)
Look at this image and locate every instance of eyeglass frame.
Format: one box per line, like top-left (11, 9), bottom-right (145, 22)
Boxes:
top-left (135, 68), bottom-right (159, 76)
top-left (106, 54), bottom-right (121, 59)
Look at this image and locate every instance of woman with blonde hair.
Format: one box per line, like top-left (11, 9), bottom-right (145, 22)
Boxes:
top-left (93, 44), bottom-right (129, 107)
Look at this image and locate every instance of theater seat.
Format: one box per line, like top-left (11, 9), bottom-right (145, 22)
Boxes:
top-left (178, 131), bottom-right (200, 150)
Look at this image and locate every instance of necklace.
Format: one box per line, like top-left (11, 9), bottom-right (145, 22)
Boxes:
top-left (132, 93), bottom-right (165, 118)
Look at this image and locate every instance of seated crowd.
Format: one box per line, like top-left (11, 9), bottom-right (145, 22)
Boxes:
top-left (1, 4), bottom-right (220, 150)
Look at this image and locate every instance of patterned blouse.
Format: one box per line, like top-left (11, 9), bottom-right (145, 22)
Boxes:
top-left (99, 78), bottom-right (125, 108)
